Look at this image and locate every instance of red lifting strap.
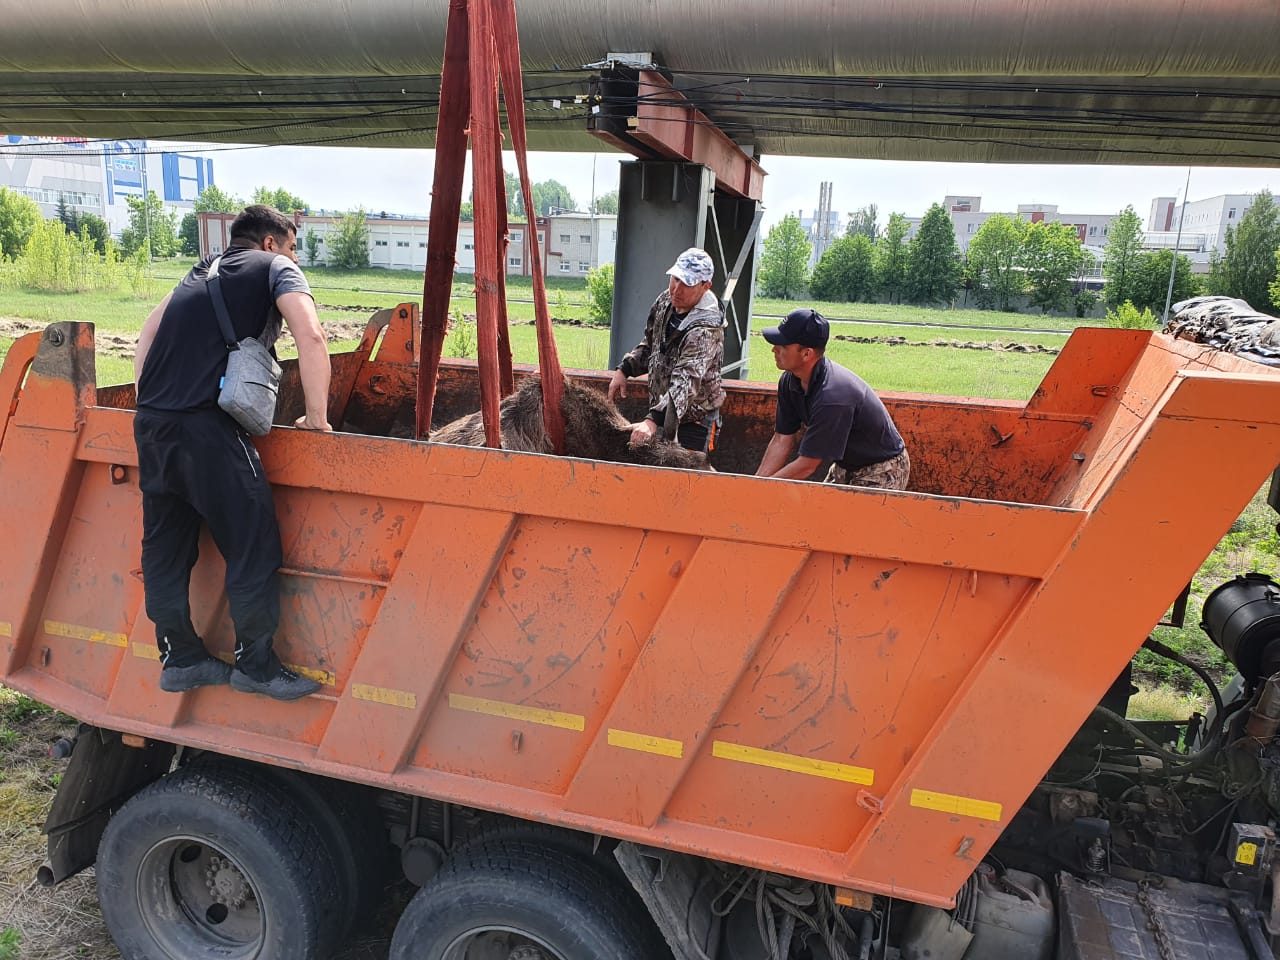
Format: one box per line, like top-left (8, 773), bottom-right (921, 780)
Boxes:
top-left (416, 0), bottom-right (564, 453)
top-left (490, 0), bottom-right (566, 455)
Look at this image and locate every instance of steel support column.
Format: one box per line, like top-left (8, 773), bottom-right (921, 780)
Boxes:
top-left (608, 161), bottom-right (760, 381)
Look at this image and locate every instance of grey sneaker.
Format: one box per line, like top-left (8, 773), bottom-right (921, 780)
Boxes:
top-left (229, 664), bottom-right (321, 701)
top-left (159, 657), bottom-right (233, 693)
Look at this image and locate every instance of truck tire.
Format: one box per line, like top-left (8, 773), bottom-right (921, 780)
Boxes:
top-left (389, 839), bottom-right (671, 960)
top-left (192, 756), bottom-right (392, 936)
top-left (96, 762), bottom-right (337, 960)
top-left (450, 816), bottom-right (625, 881)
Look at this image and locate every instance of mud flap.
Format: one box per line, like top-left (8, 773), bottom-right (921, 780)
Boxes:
top-left (614, 842), bottom-right (722, 960)
top-left (40, 725), bottom-right (175, 885)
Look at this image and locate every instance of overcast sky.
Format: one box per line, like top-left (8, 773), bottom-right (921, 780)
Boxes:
top-left (193, 141), bottom-right (1279, 230)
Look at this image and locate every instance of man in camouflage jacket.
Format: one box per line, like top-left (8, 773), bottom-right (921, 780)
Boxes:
top-left (607, 248), bottom-right (726, 454)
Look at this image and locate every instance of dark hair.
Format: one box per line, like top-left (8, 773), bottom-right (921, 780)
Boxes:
top-left (229, 205), bottom-right (296, 246)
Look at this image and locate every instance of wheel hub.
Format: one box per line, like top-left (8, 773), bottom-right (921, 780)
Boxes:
top-left (205, 854), bottom-right (252, 909)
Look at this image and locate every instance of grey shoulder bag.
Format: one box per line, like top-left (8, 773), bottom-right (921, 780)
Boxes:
top-left (207, 256), bottom-right (282, 436)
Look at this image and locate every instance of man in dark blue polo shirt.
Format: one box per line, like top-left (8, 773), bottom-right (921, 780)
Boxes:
top-left (754, 308), bottom-right (910, 489)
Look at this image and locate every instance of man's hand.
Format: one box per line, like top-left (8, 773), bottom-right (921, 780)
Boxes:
top-left (607, 368), bottom-right (628, 402)
top-left (294, 414), bottom-right (333, 432)
top-left (629, 418), bottom-right (658, 445)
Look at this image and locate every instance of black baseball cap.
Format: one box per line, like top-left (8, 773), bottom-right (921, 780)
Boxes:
top-left (762, 308), bottom-right (829, 348)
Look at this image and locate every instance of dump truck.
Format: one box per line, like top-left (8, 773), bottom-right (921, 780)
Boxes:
top-left (5, 309), bottom-right (1280, 960)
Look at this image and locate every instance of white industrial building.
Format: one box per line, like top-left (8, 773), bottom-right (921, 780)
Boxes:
top-left (198, 211), bottom-right (618, 277)
top-left (1, 135), bottom-right (210, 234)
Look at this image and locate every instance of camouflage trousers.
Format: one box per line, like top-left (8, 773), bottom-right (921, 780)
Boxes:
top-left (825, 449), bottom-right (911, 491)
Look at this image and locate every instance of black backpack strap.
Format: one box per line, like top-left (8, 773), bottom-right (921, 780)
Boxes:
top-left (205, 256), bottom-right (240, 351)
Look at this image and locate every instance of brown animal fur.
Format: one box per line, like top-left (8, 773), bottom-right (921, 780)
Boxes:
top-left (432, 376), bottom-right (710, 470)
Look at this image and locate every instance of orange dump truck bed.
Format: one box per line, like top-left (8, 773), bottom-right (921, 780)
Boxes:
top-left (3, 318), bottom-right (1280, 908)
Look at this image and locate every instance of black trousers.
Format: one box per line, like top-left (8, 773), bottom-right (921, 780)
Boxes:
top-left (134, 408), bottom-right (283, 679)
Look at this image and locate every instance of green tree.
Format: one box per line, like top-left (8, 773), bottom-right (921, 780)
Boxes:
top-left (845, 204), bottom-right (879, 240)
top-left (303, 229), bottom-right (322, 266)
top-left (967, 214), bottom-right (1027, 310)
top-left (874, 212), bottom-right (910, 304)
top-left (1271, 248), bottom-right (1280, 311)
top-left (194, 184), bottom-right (244, 213)
top-left (119, 190), bottom-right (178, 258)
top-left (1022, 221), bottom-right (1089, 313)
top-left (1205, 190), bottom-right (1280, 310)
top-left (252, 186), bottom-right (307, 214)
top-left (1130, 249), bottom-right (1197, 315)
top-left (585, 263), bottom-right (615, 325)
top-left (757, 214), bottom-right (811, 299)
top-left (178, 212), bottom-right (200, 257)
top-left (329, 209), bottom-right (370, 270)
top-left (591, 190), bottom-right (619, 215)
top-left (0, 186), bottom-right (41, 259)
top-left (77, 213), bottom-right (110, 256)
top-left (1102, 206), bottom-right (1144, 307)
top-left (459, 201), bottom-right (474, 222)
top-left (532, 179), bottom-right (575, 216)
top-left (810, 235), bottom-right (875, 302)
top-left (55, 193), bottom-right (79, 235)
top-left (905, 204), bottom-right (961, 305)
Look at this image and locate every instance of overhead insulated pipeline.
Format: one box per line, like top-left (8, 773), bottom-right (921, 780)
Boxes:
top-left (2, 0), bottom-right (1277, 80)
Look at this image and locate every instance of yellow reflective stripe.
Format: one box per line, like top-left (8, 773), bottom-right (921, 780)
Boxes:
top-left (132, 643), bottom-right (160, 661)
top-left (45, 620), bottom-right (127, 648)
top-left (287, 664), bottom-right (336, 687)
top-left (608, 728), bottom-right (683, 758)
top-left (0, 621), bottom-right (11, 638)
top-left (712, 741), bottom-right (874, 785)
top-left (448, 693), bottom-right (584, 731)
top-left (352, 683), bottom-right (417, 709)
top-left (910, 789), bottom-right (1003, 822)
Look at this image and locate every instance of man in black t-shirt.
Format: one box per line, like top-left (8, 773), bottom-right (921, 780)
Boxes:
top-left (754, 308), bottom-right (910, 490)
top-left (133, 205), bottom-right (332, 700)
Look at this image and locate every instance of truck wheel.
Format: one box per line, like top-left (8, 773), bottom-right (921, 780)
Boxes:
top-left (96, 762), bottom-right (336, 960)
top-left (389, 840), bottom-right (670, 960)
top-left (192, 756), bottom-right (391, 936)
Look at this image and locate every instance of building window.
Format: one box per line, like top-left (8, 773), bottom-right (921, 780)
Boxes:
top-left (1089, 226), bottom-right (1097, 236)
top-left (508, 257), bottom-right (521, 267)
top-left (612, 230), bottom-right (617, 241)
top-left (559, 233), bottom-right (570, 243)
top-left (558, 262), bottom-right (571, 273)
top-left (537, 232), bottom-right (544, 243)
top-left (374, 240), bottom-right (388, 247)
top-left (396, 241), bottom-right (409, 247)
top-left (510, 233), bottom-right (522, 243)
top-left (967, 223), bottom-right (974, 233)
top-left (578, 261), bottom-right (590, 272)
top-left (418, 242), bottom-right (426, 248)
top-left (579, 234), bottom-right (591, 244)
top-left (1228, 208), bottom-right (1236, 219)
top-left (464, 242), bottom-right (474, 250)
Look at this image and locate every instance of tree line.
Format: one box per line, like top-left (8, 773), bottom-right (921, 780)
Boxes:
top-left (757, 192), bottom-right (1280, 319)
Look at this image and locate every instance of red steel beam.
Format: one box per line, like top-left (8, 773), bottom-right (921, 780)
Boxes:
top-left (415, 0), bottom-right (469, 439)
top-left (629, 70), bottom-right (766, 201)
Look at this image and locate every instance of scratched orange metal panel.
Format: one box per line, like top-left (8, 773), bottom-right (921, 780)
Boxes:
top-left (315, 503), bottom-right (517, 773)
top-left (841, 375), bottom-right (1280, 904)
top-left (248, 440), bottom-right (1085, 580)
top-left (410, 518), bottom-right (703, 792)
top-left (275, 487), bottom-right (420, 583)
top-left (562, 540), bottom-right (809, 826)
top-left (32, 462), bottom-right (142, 702)
top-left (665, 558), bottom-right (1034, 850)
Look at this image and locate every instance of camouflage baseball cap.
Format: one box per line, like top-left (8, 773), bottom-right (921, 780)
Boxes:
top-left (665, 248), bottom-right (714, 286)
